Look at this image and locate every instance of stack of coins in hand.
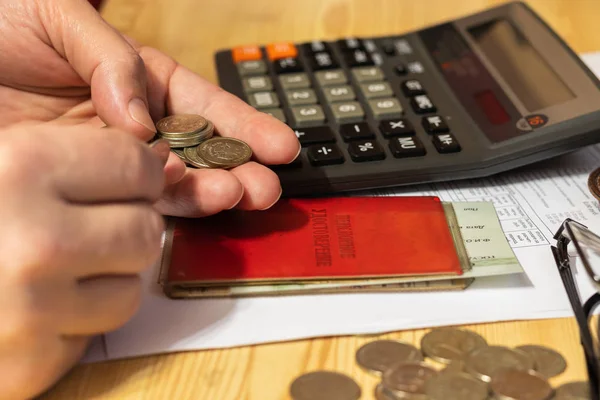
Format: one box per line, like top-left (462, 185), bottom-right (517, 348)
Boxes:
top-left (289, 326), bottom-right (590, 400)
top-left (154, 114), bottom-right (252, 169)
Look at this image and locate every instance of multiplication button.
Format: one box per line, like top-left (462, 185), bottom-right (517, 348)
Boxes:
top-left (348, 140), bottom-right (385, 162)
top-left (379, 118), bottom-right (414, 137)
top-left (367, 98), bottom-right (403, 119)
top-left (315, 69), bottom-right (348, 87)
top-left (291, 105), bottom-right (326, 127)
top-left (330, 101), bottom-right (365, 123)
top-left (389, 136), bottom-right (426, 158)
top-left (307, 144), bottom-right (345, 166)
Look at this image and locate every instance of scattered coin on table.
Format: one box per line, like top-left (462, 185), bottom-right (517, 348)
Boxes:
top-left (286, 326), bottom-right (591, 400)
top-left (154, 114), bottom-right (252, 169)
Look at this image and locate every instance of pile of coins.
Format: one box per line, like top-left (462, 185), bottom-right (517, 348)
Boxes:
top-left (154, 114), bottom-right (252, 169)
top-left (289, 327), bottom-right (590, 400)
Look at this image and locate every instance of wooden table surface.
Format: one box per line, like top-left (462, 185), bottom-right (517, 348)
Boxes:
top-left (42, 0), bottom-right (600, 399)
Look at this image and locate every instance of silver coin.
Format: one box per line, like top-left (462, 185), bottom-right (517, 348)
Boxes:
top-left (425, 371), bottom-right (489, 400)
top-left (516, 344), bottom-right (567, 378)
top-left (289, 371), bottom-right (361, 400)
top-left (356, 340), bottom-right (423, 375)
top-left (421, 327), bottom-right (487, 364)
top-left (464, 346), bottom-right (534, 382)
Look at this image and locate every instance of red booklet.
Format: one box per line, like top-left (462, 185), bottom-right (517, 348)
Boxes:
top-left (162, 196), bottom-right (463, 285)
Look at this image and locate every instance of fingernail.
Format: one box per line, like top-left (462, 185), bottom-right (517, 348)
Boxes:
top-left (128, 98), bottom-right (157, 133)
top-left (260, 187), bottom-right (282, 210)
top-left (288, 144), bottom-right (302, 164)
top-left (149, 139), bottom-right (170, 166)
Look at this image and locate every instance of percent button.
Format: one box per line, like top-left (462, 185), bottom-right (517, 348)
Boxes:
top-left (348, 140), bottom-right (386, 162)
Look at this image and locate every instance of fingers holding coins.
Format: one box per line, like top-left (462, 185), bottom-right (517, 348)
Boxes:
top-left (155, 114), bottom-right (253, 170)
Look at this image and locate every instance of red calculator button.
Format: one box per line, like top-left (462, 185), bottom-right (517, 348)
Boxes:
top-left (266, 42), bottom-right (298, 61)
top-left (232, 45), bottom-right (262, 63)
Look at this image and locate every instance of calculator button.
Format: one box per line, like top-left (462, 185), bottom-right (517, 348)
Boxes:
top-left (303, 41), bottom-right (330, 53)
top-left (232, 45), bottom-right (262, 63)
top-left (279, 73), bottom-right (311, 89)
top-left (337, 38), bottom-right (363, 52)
top-left (242, 76), bottom-right (273, 92)
top-left (382, 42), bottom-right (396, 56)
top-left (266, 42), bottom-right (298, 61)
top-left (294, 126), bottom-right (336, 146)
top-left (274, 57), bottom-right (304, 74)
top-left (348, 140), bottom-right (385, 162)
top-left (394, 39), bottom-right (413, 55)
top-left (285, 89), bottom-right (318, 106)
top-left (307, 144), bottom-right (345, 166)
top-left (371, 53), bottom-right (383, 66)
top-left (389, 136), bottom-right (426, 157)
top-left (422, 115), bottom-right (449, 133)
top-left (340, 122), bottom-right (375, 141)
top-left (401, 80), bottom-right (426, 96)
top-left (407, 61), bottom-right (425, 74)
top-left (323, 85), bottom-right (356, 103)
top-left (367, 98), bottom-right (403, 119)
top-left (394, 63), bottom-right (407, 76)
top-left (360, 82), bottom-right (393, 99)
top-left (315, 69), bottom-right (348, 87)
top-left (248, 91), bottom-right (280, 109)
top-left (379, 118), bottom-right (414, 137)
top-left (237, 60), bottom-right (267, 76)
top-left (311, 52), bottom-right (339, 70)
top-left (351, 66), bottom-right (384, 82)
top-left (331, 101), bottom-right (365, 123)
top-left (291, 105), bottom-right (326, 127)
top-left (410, 95), bottom-right (436, 114)
top-left (363, 39), bottom-right (377, 53)
top-left (262, 108), bottom-right (287, 123)
top-left (344, 50), bottom-right (374, 67)
top-left (433, 133), bottom-right (461, 153)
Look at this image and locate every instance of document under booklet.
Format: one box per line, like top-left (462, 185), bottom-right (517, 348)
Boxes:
top-left (158, 196), bottom-right (522, 298)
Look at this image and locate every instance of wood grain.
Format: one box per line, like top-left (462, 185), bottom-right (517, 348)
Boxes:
top-left (42, 0), bottom-right (600, 398)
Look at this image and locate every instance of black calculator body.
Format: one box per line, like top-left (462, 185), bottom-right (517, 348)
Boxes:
top-left (214, 1), bottom-right (600, 197)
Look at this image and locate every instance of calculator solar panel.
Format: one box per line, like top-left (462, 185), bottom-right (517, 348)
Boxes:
top-left (215, 1), bottom-right (600, 197)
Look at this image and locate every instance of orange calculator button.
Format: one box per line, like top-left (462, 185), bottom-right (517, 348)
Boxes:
top-left (266, 42), bottom-right (298, 61)
top-left (232, 45), bottom-right (262, 63)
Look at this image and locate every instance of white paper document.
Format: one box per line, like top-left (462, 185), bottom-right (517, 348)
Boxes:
top-left (83, 52), bottom-right (600, 363)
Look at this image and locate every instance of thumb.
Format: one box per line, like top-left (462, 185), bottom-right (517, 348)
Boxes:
top-left (39, 0), bottom-right (156, 140)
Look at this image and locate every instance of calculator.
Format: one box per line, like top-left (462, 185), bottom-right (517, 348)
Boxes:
top-left (214, 1), bottom-right (600, 196)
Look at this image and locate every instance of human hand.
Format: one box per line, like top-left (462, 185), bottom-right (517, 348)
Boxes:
top-left (0, 0), bottom-right (300, 217)
top-left (0, 124), bottom-right (168, 400)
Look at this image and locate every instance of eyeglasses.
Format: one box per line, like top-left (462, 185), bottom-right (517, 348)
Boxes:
top-left (552, 218), bottom-right (600, 400)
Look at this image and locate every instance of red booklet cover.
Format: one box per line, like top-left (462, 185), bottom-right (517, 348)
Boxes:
top-left (163, 196), bottom-right (462, 284)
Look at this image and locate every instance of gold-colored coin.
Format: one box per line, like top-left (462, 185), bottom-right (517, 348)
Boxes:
top-left (421, 327), bottom-right (487, 364)
top-left (464, 346), bottom-right (534, 383)
top-left (490, 369), bottom-right (553, 400)
top-left (197, 137), bottom-right (252, 168)
top-left (555, 381), bottom-right (591, 400)
top-left (355, 340), bottom-right (423, 376)
top-left (588, 167), bottom-right (600, 201)
top-left (425, 371), bottom-right (489, 400)
top-left (156, 114), bottom-right (208, 136)
top-left (516, 344), bottom-right (567, 378)
top-left (381, 361), bottom-right (438, 399)
top-left (289, 371), bottom-right (361, 400)
top-left (183, 146), bottom-right (211, 168)
top-left (374, 384), bottom-right (399, 400)
top-left (172, 149), bottom-right (186, 161)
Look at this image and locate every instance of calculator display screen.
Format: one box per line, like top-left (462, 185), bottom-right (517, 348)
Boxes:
top-left (467, 19), bottom-right (574, 112)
